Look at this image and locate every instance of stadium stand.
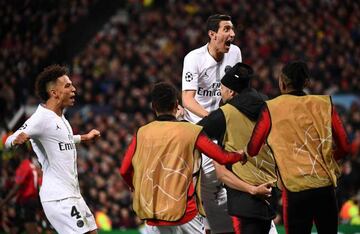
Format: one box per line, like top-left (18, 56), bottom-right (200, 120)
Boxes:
top-left (1, 0), bottom-right (359, 232)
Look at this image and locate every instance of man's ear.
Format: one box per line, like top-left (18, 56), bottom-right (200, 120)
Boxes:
top-left (230, 89), bottom-right (236, 97)
top-left (208, 30), bottom-right (216, 40)
top-left (46, 81), bottom-right (58, 99)
top-left (279, 75), bottom-right (287, 92)
top-left (48, 88), bottom-right (57, 99)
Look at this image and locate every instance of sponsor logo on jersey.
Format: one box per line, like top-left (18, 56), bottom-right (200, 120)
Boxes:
top-left (197, 82), bottom-right (221, 97)
top-left (56, 124), bottom-right (61, 130)
top-left (58, 142), bottom-right (76, 151)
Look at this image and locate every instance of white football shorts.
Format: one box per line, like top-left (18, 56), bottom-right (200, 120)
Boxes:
top-left (42, 197), bottom-right (97, 234)
top-left (143, 214), bottom-right (205, 234)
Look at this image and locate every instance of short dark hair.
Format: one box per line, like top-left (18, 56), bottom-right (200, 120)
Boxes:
top-left (206, 14), bottom-right (232, 33)
top-left (281, 61), bottom-right (310, 90)
top-left (151, 82), bottom-right (178, 113)
top-left (35, 64), bottom-right (68, 101)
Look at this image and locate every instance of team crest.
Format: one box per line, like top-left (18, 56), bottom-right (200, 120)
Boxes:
top-left (77, 220), bottom-right (84, 228)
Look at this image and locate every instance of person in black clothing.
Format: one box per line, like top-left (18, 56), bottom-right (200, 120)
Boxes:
top-left (198, 63), bottom-right (278, 234)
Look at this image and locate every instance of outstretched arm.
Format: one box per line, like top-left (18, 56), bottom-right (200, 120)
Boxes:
top-left (5, 116), bottom-right (44, 149)
top-left (74, 129), bottom-right (101, 143)
top-left (195, 133), bottom-right (246, 164)
top-left (213, 161), bottom-right (272, 198)
top-left (5, 132), bottom-right (30, 149)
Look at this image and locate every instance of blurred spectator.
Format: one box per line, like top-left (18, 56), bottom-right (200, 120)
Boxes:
top-left (0, 146), bottom-right (44, 233)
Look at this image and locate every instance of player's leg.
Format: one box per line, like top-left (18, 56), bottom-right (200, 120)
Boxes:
top-left (282, 189), bottom-right (312, 234)
top-left (313, 186), bottom-right (338, 234)
top-left (232, 216), bottom-right (271, 234)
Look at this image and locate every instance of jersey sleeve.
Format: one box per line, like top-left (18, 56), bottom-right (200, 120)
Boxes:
top-left (195, 132), bottom-right (243, 164)
top-left (182, 53), bottom-right (199, 91)
top-left (237, 46), bottom-right (242, 62)
top-left (331, 106), bottom-right (350, 160)
top-left (119, 134), bottom-right (137, 189)
top-left (5, 114), bottom-right (44, 149)
top-left (247, 106), bottom-right (271, 157)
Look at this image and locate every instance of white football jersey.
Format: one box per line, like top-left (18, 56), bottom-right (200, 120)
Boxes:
top-left (182, 43), bottom-right (242, 173)
top-left (6, 105), bottom-right (81, 202)
top-left (182, 43), bottom-right (242, 123)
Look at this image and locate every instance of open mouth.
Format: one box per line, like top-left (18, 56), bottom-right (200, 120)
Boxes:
top-left (225, 40), bottom-right (232, 47)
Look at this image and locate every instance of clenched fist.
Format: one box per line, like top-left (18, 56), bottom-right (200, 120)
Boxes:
top-left (13, 132), bottom-right (30, 146)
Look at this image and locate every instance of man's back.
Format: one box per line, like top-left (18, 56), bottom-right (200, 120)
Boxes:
top-left (132, 120), bottom-right (203, 221)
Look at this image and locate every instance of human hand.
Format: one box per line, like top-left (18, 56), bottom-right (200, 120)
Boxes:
top-left (251, 182), bottom-right (272, 198)
top-left (13, 132), bottom-right (30, 146)
top-left (84, 129), bottom-right (101, 141)
top-left (176, 104), bottom-right (184, 120)
top-left (236, 150), bottom-right (247, 165)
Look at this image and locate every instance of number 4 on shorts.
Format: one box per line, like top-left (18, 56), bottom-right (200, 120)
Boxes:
top-left (71, 206), bottom-right (81, 219)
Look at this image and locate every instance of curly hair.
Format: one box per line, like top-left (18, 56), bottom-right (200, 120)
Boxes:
top-left (151, 82), bottom-right (178, 113)
top-left (35, 65), bottom-right (68, 102)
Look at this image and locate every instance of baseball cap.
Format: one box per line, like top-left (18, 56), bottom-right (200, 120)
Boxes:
top-left (221, 62), bottom-right (254, 93)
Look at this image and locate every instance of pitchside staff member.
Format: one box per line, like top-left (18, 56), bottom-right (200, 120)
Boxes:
top-left (246, 61), bottom-right (350, 234)
top-left (120, 82), bottom-right (246, 234)
top-left (199, 62), bottom-right (278, 234)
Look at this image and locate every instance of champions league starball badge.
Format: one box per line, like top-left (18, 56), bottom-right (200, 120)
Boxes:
top-left (185, 72), bottom-right (193, 82)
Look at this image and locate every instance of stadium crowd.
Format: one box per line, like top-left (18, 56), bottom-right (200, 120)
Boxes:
top-left (0, 0), bottom-right (96, 121)
top-left (1, 0), bottom-right (360, 231)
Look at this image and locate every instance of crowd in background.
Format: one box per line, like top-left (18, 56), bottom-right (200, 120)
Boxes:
top-left (0, 0), bottom-right (96, 122)
top-left (1, 0), bottom-right (360, 231)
